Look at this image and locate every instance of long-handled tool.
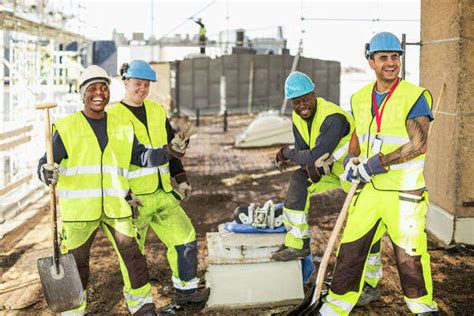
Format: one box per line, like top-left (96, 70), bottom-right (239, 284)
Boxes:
top-left (35, 102), bottom-right (84, 312)
top-left (288, 182), bottom-right (359, 315)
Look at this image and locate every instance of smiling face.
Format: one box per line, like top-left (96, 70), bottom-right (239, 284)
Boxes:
top-left (124, 78), bottom-right (150, 105)
top-left (83, 82), bottom-right (110, 117)
top-left (291, 91), bottom-right (316, 120)
top-left (369, 51), bottom-right (401, 86)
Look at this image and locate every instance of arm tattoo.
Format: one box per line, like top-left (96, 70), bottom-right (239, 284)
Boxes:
top-left (380, 116), bottom-right (430, 167)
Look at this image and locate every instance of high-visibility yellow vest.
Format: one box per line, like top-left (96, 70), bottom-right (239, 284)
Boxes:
top-left (54, 112), bottom-right (134, 221)
top-left (351, 79), bottom-right (433, 191)
top-left (292, 97), bottom-right (354, 181)
top-left (199, 26), bottom-right (206, 37)
top-left (108, 100), bottom-right (172, 194)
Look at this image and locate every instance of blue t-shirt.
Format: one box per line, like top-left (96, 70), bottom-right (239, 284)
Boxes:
top-left (372, 90), bottom-right (434, 121)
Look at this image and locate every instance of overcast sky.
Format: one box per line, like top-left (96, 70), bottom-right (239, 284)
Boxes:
top-left (80, 0), bottom-right (421, 80)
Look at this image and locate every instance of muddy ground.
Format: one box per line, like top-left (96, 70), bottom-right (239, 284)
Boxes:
top-left (2, 115), bottom-right (473, 315)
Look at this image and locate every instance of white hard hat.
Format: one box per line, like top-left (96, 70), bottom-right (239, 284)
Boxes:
top-left (79, 65), bottom-right (111, 88)
top-left (79, 65), bottom-right (111, 100)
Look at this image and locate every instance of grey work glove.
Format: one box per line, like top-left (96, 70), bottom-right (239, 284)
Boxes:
top-left (125, 192), bottom-right (144, 218)
top-left (40, 163), bottom-right (59, 185)
top-left (167, 122), bottom-right (198, 158)
top-left (275, 145), bottom-right (294, 172)
top-left (342, 154), bottom-right (360, 183)
top-left (177, 182), bottom-right (192, 201)
top-left (306, 153), bottom-right (334, 183)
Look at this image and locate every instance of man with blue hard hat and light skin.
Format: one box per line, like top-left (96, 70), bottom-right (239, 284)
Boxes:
top-left (319, 32), bottom-right (438, 315)
top-left (108, 60), bottom-right (209, 307)
top-left (271, 71), bottom-right (355, 261)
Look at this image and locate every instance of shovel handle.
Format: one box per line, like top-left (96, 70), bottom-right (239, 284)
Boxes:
top-left (310, 182), bottom-right (359, 305)
top-left (36, 103), bottom-right (61, 270)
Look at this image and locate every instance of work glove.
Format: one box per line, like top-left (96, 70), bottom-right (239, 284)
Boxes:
top-left (166, 122), bottom-right (198, 158)
top-left (354, 154), bottom-right (388, 183)
top-left (40, 163), bottom-right (59, 186)
top-left (306, 153), bottom-right (334, 183)
top-left (125, 192), bottom-right (144, 218)
top-left (342, 153), bottom-right (359, 183)
top-left (275, 145), bottom-right (294, 172)
top-left (177, 182), bottom-right (192, 201)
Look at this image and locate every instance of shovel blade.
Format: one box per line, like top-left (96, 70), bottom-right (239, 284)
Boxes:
top-left (37, 253), bottom-right (84, 312)
top-left (287, 284), bottom-right (318, 316)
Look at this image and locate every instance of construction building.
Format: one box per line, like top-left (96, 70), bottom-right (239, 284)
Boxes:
top-left (0, 0), bottom-right (472, 314)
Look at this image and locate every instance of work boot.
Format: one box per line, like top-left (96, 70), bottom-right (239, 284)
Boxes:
top-left (271, 246), bottom-right (310, 261)
top-left (356, 283), bottom-right (381, 306)
top-left (173, 287), bottom-right (210, 305)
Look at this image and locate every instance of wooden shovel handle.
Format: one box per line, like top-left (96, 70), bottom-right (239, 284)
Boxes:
top-left (310, 182), bottom-right (359, 305)
top-left (36, 102), bottom-right (60, 269)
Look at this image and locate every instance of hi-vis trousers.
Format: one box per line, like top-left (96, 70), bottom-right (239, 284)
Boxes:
top-left (134, 189), bottom-right (199, 293)
top-left (320, 183), bottom-right (438, 315)
top-left (60, 216), bottom-right (154, 315)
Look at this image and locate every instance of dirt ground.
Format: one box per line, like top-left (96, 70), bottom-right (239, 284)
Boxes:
top-left (1, 114), bottom-right (473, 315)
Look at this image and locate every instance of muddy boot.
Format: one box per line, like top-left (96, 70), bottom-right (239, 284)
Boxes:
top-left (356, 283), bottom-right (381, 306)
top-left (173, 287), bottom-right (210, 305)
top-left (271, 246), bottom-right (310, 261)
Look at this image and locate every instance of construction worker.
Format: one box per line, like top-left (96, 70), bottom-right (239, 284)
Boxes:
top-left (107, 60), bottom-right (209, 306)
top-left (320, 32), bottom-right (438, 315)
top-left (37, 65), bottom-right (193, 315)
top-left (192, 18), bottom-right (206, 54)
top-left (271, 71), bottom-right (355, 261)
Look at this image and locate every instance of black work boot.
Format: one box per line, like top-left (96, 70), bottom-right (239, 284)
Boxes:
top-left (356, 283), bottom-right (381, 306)
top-left (173, 287), bottom-right (210, 305)
top-left (271, 245), bottom-right (310, 261)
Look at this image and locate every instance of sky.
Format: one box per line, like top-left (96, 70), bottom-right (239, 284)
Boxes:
top-left (79, 0), bottom-right (421, 81)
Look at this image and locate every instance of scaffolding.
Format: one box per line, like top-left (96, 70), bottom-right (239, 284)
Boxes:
top-left (0, 1), bottom-right (87, 222)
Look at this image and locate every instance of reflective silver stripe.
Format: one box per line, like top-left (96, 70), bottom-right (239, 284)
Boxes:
top-left (172, 276), bottom-right (199, 290)
top-left (365, 269), bottom-right (383, 279)
top-left (144, 144), bottom-right (163, 149)
top-left (128, 167), bottom-right (158, 179)
top-left (405, 300), bottom-right (438, 313)
top-left (128, 296), bottom-right (153, 314)
top-left (325, 295), bottom-right (354, 312)
top-left (283, 211), bottom-right (307, 225)
top-left (158, 165), bottom-right (170, 175)
top-left (358, 133), bottom-right (368, 145)
top-left (124, 291), bottom-right (153, 314)
top-left (333, 142), bottom-right (349, 160)
top-left (390, 160), bottom-right (425, 170)
top-left (60, 165), bottom-right (127, 177)
top-left (380, 135), bottom-right (409, 145)
top-left (287, 226), bottom-right (310, 239)
top-left (367, 254), bottom-right (381, 267)
top-left (58, 188), bottom-right (128, 199)
top-left (319, 303), bottom-right (340, 316)
top-left (61, 311), bottom-right (85, 316)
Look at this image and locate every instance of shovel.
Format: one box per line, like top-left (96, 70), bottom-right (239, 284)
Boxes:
top-left (288, 182), bottom-right (359, 315)
top-left (35, 102), bottom-right (84, 312)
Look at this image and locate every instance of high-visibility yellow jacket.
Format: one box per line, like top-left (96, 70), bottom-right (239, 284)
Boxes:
top-left (292, 97), bottom-right (354, 181)
top-left (54, 112), bottom-right (133, 221)
top-left (108, 100), bottom-right (172, 194)
top-left (351, 79), bottom-right (432, 191)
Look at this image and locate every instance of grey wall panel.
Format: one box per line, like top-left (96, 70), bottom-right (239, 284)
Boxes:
top-left (194, 69), bottom-right (209, 98)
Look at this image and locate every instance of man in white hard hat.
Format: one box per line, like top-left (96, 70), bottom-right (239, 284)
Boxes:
top-left (37, 65), bottom-right (195, 315)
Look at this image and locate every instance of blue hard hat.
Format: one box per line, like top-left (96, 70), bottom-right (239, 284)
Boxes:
top-left (284, 71), bottom-right (315, 99)
top-left (365, 32), bottom-right (404, 59)
top-left (122, 60), bottom-right (156, 81)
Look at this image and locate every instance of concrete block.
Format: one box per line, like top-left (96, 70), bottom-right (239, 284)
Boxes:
top-left (206, 261), bottom-right (303, 310)
top-left (427, 203), bottom-right (455, 245)
top-left (454, 217), bottom-right (474, 245)
top-left (206, 230), bottom-right (304, 309)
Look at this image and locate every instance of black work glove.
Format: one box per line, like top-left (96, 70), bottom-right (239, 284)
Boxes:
top-left (39, 163), bottom-right (59, 185)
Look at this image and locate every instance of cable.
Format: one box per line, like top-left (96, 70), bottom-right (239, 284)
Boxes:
top-left (157, 0), bottom-right (216, 42)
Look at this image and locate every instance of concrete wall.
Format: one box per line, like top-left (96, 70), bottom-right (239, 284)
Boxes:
top-left (421, 0), bottom-right (474, 218)
top-left (175, 54), bottom-right (340, 115)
